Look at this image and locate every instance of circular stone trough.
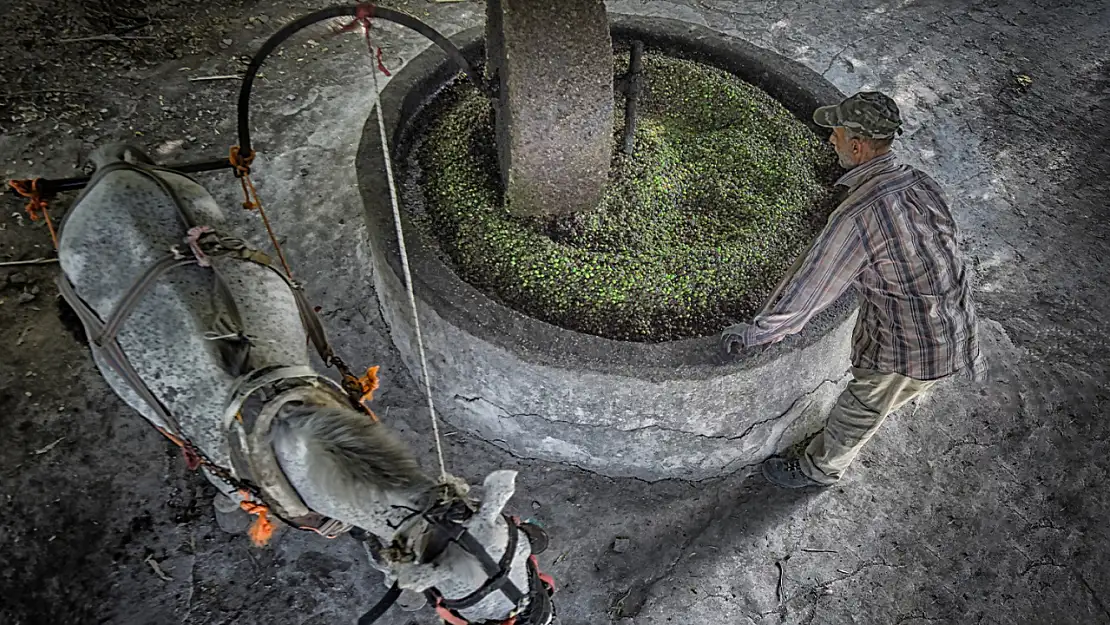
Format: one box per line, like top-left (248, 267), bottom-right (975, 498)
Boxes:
top-left (357, 16), bottom-right (858, 481)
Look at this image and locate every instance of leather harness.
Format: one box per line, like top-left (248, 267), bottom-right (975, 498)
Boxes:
top-left (56, 159), bottom-right (353, 535)
top-left (57, 159), bottom-right (557, 625)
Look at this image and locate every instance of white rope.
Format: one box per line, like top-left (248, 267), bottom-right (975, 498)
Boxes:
top-left (369, 55), bottom-right (449, 484)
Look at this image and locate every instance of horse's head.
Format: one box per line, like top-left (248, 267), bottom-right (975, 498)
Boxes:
top-left (269, 399), bottom-right (554, 624)
top-left (386, 469), bottom-right (555, 625)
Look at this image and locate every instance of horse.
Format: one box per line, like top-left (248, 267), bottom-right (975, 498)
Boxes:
top-left (53, 142), bottom-right (554, 625)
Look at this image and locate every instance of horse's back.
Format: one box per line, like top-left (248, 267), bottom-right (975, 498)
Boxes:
top-left (57, 155), bottom-right (239, 461)
top-left (59, 161), bottom-right (228, 312)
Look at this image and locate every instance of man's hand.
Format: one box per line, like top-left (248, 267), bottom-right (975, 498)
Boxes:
top-left (720, 322), bottom-right (784, 357)
top-left (720, 322), bottom-right (752, 355)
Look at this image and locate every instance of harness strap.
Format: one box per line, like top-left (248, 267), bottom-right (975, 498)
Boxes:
top-left (57, 273), bottom-right (186, 441)
top-left (222, 364), bottom-right (323, 429)
top-left (357, 583), bottom-right (403, 625)
top-left (358, 511), bottom-right (529, 625)
top-left (514, 556), bottom-right (555, 625)
top-left (97, 255), bottom-right (194, 345)
top-left (439, 518), bottom-right (522, 610)
top-left (298, 515), bottom-right (352, 538)
top-left (232, 384), bottom-right (358, 521)
top-left (230, 385), bottom-right (315, 519)
top-left (516, 520), bottom-right (548, 555)
top-left (431, 554), bottom-right (555, 625)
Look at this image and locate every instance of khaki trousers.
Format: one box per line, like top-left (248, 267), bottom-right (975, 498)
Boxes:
top-left (800, 367), bottom-right (940, 484)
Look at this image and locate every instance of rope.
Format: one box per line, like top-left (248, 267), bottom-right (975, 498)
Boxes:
top-left (334, 5), bottom-right (394, 77)
top-left (229, 146), bottom-right (294, 278)
top-left (185, 225), bottom-right (216, 267)
top-left (362, 17), bottom-right (448, 483)
top-left (8, 178), bottom-right (58, 249)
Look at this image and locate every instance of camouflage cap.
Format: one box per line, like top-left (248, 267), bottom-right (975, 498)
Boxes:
top-left (813, 91), bottom-right (904, 139)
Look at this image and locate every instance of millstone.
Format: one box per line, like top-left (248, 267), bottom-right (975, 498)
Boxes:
top-left (485, 0), bottom-right (614, 217)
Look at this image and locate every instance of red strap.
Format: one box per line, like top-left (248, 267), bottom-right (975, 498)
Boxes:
top-left (331, 4), bottom-right (392, 76)
top-left (435, 604), bottom-right (470, 625)
top-left (375, 46), bottom-right (392, 76)
top-left (182, 446), bottom-right (202, 471)
top-left (530, 555), bottom-right (556, 594)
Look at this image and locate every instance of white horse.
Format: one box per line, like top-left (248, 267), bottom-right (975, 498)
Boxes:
top-left (54, 143), bottom-right (554, 625)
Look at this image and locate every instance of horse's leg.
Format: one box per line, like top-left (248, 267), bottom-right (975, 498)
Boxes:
top-left (202, 468), bottom-right (251, 534)
top-left (213, 492), bottom-right (251, 534)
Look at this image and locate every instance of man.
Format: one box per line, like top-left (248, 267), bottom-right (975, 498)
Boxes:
top-left (721, 91), bottom-right (986, 489)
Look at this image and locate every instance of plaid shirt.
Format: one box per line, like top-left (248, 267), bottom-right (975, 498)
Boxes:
top-left (743, 151), bottom-right (986, 381)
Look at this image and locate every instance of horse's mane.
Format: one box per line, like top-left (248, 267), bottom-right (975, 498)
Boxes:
top-left (270, 402), bottom-right (432, 495)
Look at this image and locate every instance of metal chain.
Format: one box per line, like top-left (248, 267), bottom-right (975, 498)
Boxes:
top-left (183, 437), bottom-right (263, 501)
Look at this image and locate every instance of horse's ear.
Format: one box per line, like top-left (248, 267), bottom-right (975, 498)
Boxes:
top-left (476, 470), bottom-right (517, 522)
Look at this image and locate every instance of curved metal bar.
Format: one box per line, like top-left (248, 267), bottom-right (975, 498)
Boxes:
top-left (7, 4), bottom-right (487, 196)
top-left (237, 3), bottom-right (489, 156)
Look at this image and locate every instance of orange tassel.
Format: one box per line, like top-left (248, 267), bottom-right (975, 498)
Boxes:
top-left (345, 365), bottom-right (381, 420)
top-left (239, 498), bottom-right (275, 547)
top-left (7, 178), bottom-right (57, 249)
top-left (356, 365), bottom-right (380, 402)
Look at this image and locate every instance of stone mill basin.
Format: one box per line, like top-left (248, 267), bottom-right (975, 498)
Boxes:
top-left (357, 15), bottom-right (858, 481)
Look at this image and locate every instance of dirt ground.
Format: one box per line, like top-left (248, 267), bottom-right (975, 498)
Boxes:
top-left (1, 1), bottom-right (1108, 624)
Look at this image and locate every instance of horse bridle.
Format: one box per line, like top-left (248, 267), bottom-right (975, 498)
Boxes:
top-left (355, 502), bottom-right (556, 625)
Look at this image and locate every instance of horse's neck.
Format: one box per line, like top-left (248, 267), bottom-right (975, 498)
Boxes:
top-left (271, 409), bottom-right (433, 539)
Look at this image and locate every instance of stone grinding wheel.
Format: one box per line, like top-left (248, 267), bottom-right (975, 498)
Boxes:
top-left (485, 0), bottom-right (615, 217)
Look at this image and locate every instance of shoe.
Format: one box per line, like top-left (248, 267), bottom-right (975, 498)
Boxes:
top-left (761, 456), bottom-right (826, 489)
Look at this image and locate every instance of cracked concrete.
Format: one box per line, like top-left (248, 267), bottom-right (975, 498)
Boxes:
top-left (455, 371), bottom-right (848, 445)
top-left (1, 0), bottom-right (1109, 624)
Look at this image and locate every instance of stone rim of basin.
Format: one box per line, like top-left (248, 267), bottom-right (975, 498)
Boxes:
top-left (357, 15), bottom-right (856, 378)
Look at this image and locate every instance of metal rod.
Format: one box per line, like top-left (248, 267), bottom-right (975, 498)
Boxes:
top-left (621, 40), bottom-right (645, 156)
top-left (9, 158), bottom-right (234, 195)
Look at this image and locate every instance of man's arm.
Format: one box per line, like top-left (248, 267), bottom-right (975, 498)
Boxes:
top-left (740, 211), bottom-right (866, 347)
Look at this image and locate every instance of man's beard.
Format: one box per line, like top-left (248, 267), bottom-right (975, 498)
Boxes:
top-left (837, 149), bottom-right (857, 169)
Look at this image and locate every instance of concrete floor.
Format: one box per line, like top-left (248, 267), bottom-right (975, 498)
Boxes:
top-left (1, 0), bottom-right (1107, 624)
